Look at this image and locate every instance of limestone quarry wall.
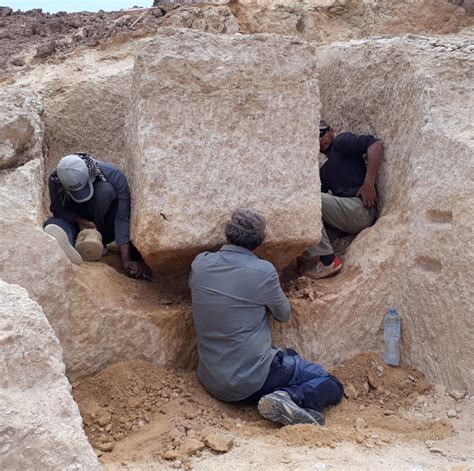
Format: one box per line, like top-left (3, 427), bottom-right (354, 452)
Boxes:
top-left (42, 51), bottom-right (137, 176)
top-left (272, 35), bottom-right (474, 392)
top-left (0, 280), bottom-right (99, 470)
top-left (127, 28), bottom-right (322, 273)
top-left (44, 73), bottom-right (133, 175)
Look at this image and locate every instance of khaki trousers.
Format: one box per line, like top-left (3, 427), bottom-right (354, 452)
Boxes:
top-left (308, 193), bottom-right (376, 257)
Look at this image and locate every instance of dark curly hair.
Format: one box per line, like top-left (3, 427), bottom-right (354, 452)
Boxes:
top-left (225, 209), bottom-right (266, 251)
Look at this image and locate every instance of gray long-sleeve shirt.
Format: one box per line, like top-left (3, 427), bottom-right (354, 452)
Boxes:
top-left (48, 161), bottom-right (131, 246)
top-left (189, 244), bottom-right (291, 402)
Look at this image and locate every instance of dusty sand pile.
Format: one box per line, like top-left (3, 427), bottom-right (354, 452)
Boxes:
top-left (73, 353), bottom-right (454, 468)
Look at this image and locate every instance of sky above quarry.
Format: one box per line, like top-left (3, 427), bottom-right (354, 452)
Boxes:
top-left (4, 1), bottom-right (148, 12)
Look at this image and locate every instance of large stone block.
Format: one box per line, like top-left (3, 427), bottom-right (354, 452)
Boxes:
top-left (273, 35), bottom-right (474, 392)
top-left (127, 28), bottom-right (321, 272)
top-left (0, 280), bottom-right (99, 470)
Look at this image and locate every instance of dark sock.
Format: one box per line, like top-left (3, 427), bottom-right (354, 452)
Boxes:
top-left (320, 254), bottom-right (335, 266)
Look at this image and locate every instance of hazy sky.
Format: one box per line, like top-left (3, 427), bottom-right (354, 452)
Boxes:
top-left (4, 1), bottom-right (149, 13)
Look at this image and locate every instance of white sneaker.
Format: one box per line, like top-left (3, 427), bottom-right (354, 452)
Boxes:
top-left (44, 224), bottom-right (83, 265)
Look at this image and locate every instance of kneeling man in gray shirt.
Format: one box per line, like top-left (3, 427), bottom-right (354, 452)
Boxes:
top-left (189, 208), bottom-right (344, 426)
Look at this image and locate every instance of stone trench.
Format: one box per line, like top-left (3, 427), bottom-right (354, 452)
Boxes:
top-left (1, 23), bottom-right (472, 471)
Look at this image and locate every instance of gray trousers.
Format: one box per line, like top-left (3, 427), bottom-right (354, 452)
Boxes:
top-left (308, 193), bottom-right (376, 257)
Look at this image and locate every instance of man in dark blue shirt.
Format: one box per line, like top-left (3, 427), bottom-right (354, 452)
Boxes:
top-left (301, 120), bottom-right (384, 279)
top-left (44, 153), bottom-right (152, 280)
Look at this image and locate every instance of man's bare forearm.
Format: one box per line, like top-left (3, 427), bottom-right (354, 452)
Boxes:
top-left (364, 140), bottom-right (384, 186)
top-left (119, 242), bottom-right (131, 264)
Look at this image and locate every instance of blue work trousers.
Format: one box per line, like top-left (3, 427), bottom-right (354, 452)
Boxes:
top-left (44, 181), bottom-right (117, 245)
top-left (245, 349), bottom-right (344, 412)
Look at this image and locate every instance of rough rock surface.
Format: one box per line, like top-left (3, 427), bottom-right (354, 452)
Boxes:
top-left (127, 28), bottom-right (321, 272)
top-left (275, 34), bottom-right (474, 392)
top-left (43, 67), bottom-right (133, 175)
top-left (0, 87), bottom-right (44, 170)
top-left (231, 0), bottom-right (472, 41)
top-left (0, 157), bottom-right (78, 334)
top-left (0, 280), bottom-right (99, 470)
top-left (158, 5), bottom-right (240, 33)
top-left (449, 0), bottom-right (474, 14)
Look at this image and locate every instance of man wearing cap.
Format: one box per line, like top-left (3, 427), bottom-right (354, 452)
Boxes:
top-left (189, 209), bottom-right (344, 426)
top-left (44, 153), bottom-right (152, 280)
top-left (301, 120), bottom-right (384, 279)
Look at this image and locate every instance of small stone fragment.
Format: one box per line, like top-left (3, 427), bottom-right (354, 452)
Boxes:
top-left (11, 57), bottom-right (25, 67)
top-left (0, 6), bottom-right (13, 16)
top-left (367, 373), bottom-right (378, 389)
top-left (163, 449), bottom-right (180, 460)
top-left (204, 432), bottom-right (234, 452)
top-left (180, 437), bottom-right (205, 456)
top-left (36, 41), bottom-right (56, 58)
top-left (96, 411), bottom-right (112, 426)
top-left (361, 380), bottom-right (370, 395)
top-left (449, 390), bottom-right (467, 401)
top-left (429, 447), bottom-right (445, 455)
top-left (355, 434), bottom-right (364, 444)
top-left (344, 383), bottom-right (358, 400)
top-left (447, 408), bottom-right (457, 418)
top-left (97, 442), bottom-right (115, 452)
top-left (355, 417), bottom-right (367, 430)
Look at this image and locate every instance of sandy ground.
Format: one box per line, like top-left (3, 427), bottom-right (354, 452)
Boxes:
top-left (73, 352), bottom-right (473, 470)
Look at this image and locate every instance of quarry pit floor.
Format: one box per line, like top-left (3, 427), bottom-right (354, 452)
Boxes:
top-left (73, 351), bottom-right (473, 470)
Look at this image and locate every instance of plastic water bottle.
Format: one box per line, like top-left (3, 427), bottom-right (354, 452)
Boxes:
top-left (383, 308), bottom-right (400, 366)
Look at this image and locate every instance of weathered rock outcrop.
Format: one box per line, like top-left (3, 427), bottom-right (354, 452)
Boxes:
top-left (158, 5), bottom-right (240, 33)
top-left (449, 0), bottom-right (474, 14)
top-left (0, 280), bottom-right (99, 470)
top-left (232, 0), bottom-right (471, 42)
top-left (273, 35), bottom-right (474, 392)
top-left (0, 87), bottom-right (44, 170)
top-left (127, 28), bottom-right (321, 273)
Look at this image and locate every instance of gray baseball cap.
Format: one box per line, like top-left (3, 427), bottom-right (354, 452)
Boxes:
top-left (57, 154), bottom-right (94, 203)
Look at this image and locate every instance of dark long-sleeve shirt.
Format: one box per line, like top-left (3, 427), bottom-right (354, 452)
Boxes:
top-left (48, 160), bottom-right (131, 246)
top-left (320, 132), bottom-right (378, 197)
top-left (189, 244), bottom-right (291, 401)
